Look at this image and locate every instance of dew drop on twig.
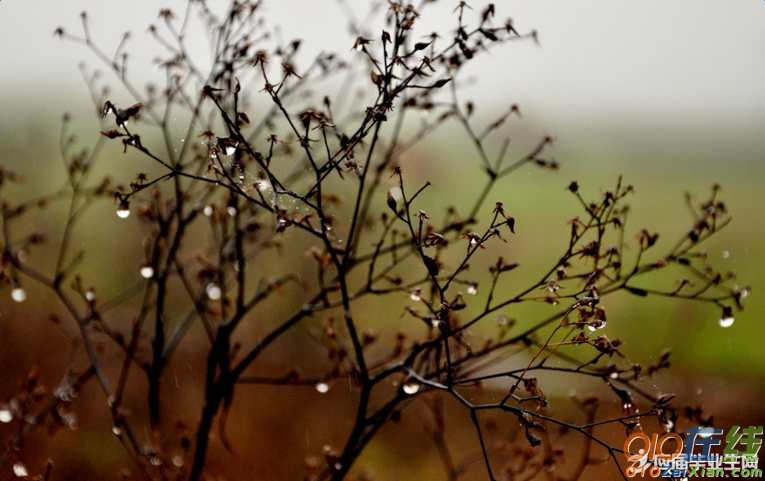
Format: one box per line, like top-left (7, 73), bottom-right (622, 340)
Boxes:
top-left (206, 284), bottom-right (222, 301)
top-left (255, 180), bottom-right (272, 191)
top-left (403, 382), bottom-right (420, 395)
top-left (588, 320), bottom-right (606, 332)
top-left (0, 408), bottom-right (12, 423)
top-left (117, 206), bottom-right (130, 218)
top-left (719, 306), bottom-right (734, 328)
top-left (11, 288), bottom-right (27, 303)
top-left (315, 382), bottom-right (329, 393)
top-left (13, 464), bottom-right (28, 478)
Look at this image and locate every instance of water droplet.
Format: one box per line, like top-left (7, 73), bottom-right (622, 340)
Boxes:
top-left (13, 464), bottom-right (28, 478)
top-left (117, 206), bottom-right (130, 218)
top-left (740, 287), bottom-right (751, 298)
top-left (609, 372), bottom-right (618, 379)
top-left (225, 146), bottom-right (236, 156)
top-left (403, 382), bottom-right (420, 395)
top-left (86, 288), bottom-right (96, 302)
top-left (721, 251), bottom-right (730, 259)
top-left (206, 284), bottom-right (222, 300)
top-left (495, 315), bottom-right (508, 326)
top-left (151, 456), bottom-right (163, 466)
top-left (11, 288), bottom-right (26, 303)
top-left (409, 291), bottom-right (421, 302)
top-left (719, 314), bottom-right (734, 328)
top-left (695, 387), bottom-right (703, 395)
top-left (315, 382), bottom-right (329, 393)
top-left (588, 320), bottom-right (606, 332)
top-left (227, 206), bottom-right (237, 217)
top-left (0, 409), bottom-right (12, 423)
top-left (112, 425), bottom-right (122, 436)
top-left (663, 420), bottom-right (674, 431)
top-left (173, 456), bottom-right (184, 467)
top-left (467, 284), bottom-right (478, 295)
top-left (203, 205), bottom-right (214, 217)
top-left (140, 266), bottom-right (154, 279)
top-left (334, 463), bottom-right (343, 470)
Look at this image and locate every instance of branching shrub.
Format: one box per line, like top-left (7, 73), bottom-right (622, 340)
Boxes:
top-left (0, 1), bottom-right (747, 480)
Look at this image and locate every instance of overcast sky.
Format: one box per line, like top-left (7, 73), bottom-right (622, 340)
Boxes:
top-left (1, 1), bottom-right (764, 132)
